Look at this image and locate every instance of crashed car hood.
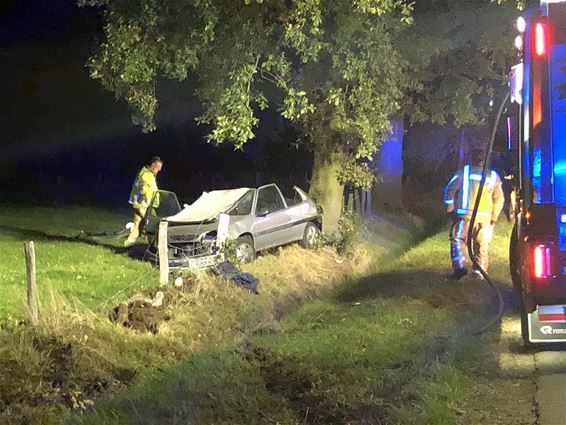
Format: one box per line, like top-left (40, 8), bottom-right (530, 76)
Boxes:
top-left (166, 188), bottom-right (251, 222)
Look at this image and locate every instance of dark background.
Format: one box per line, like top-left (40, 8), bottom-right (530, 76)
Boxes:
top-left (0, 0), bottom-right (313, 210)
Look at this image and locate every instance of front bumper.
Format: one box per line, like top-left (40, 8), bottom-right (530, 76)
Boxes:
top-left (169, 253), bottom-right (224, 270)
top-left (167, 240), bottom-right (224, 270)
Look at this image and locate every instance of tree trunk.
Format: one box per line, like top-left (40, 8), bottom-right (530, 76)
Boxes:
top-left (309, 143), bottom-right (345, 233)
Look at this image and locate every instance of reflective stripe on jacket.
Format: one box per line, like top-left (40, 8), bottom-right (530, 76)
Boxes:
top-left (128, 166), bottom-right (158, 209)
top-left (444, 165), bottom-right (504, 223)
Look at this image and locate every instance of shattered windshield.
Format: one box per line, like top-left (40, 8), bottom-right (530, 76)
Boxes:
top-left (150, 190), bottom-right (182, 218)
top-left (227, 190), bottom-right (254, 216)
top-left (145, 190), bottom-right (182, 235)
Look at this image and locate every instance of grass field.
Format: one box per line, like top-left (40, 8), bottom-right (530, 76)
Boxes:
top-left (1, 205), bottom-right (421, 423)
top-left (0, 205), bottom-right (157, 319)
top-left (68, 220), bottom-right (517, 424)
top-left (0, 204), bottom-right (521, 424)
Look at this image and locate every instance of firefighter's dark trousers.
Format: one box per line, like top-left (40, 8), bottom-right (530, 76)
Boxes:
top-left (450, 218), bottom-right (493, 273)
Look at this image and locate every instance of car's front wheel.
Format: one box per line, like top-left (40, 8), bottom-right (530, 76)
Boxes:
top-left (236, 235), bottom-right (256, 264)
top-left (300, 222), bottom-right (320, 249)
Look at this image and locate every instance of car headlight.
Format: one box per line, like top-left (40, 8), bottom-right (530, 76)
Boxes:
top-left (203, 231), bottom-right (217, 241)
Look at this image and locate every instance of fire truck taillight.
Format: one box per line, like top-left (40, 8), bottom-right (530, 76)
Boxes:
top-left (534, 22), bottom-right (548, 57)
top-left (533, 244), bottom-right (552, 279)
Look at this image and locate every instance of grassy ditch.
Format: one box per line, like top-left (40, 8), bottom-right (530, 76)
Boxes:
top-left (0, 206), bottom-right (423, 424)
top-left (68, 221), bottom-right (524, 424)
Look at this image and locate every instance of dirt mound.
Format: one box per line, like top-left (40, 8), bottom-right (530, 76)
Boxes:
top-left (110, 285), bottom-right (187, 333)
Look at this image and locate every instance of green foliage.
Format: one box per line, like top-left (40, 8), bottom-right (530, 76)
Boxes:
top-left (81, 0), bottom-right (412, 160)
top-left (337, 159), bottom-right (376, 189)
top-left (81, 0), bottom-right (521, 140)
top-left (280, 88), bottom-right (316, 121)
top-left (317, 212), bottom-right (360, 255)
top-left (220, 237), bottom-right (239, 264)
top-left (400, 0), bottom-right (519, 127)
top-left (495, 0), bottom-right (525, 11)
top-left (80, 0), bottom-right (525, 226)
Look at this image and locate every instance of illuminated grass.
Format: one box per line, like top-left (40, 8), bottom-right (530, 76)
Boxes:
top-left (1, 204), bottom-right (405, 423)
top-left (0, 205), bottom-right (156, 318)
top-left (69, 220), bottom-right (515, 425)
top-left (0, 204), bottom-right (515, 424)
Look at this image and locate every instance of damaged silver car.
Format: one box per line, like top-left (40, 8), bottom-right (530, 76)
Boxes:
top-left (144, 184), bottom-right (322, 268)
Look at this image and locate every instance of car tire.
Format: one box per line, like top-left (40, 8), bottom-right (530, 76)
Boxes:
top-left (300, 222), bottom-right (320, 249)
top-left (236, 235), bottom-right (256, 264)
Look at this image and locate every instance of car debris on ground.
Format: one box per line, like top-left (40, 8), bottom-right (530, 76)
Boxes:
top-left (213, 260), bottom-right (259, 294)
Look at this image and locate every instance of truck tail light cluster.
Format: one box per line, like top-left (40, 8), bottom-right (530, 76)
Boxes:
top-left (530, 18), bottom-right (553, 204)
top-left (532, 244), bottom-right (553, 279)
top-left (534, 22), bottom-right (548, 57)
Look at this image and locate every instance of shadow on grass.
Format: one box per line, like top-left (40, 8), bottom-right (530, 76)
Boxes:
top-left (244, 345), bottom-right (401, 425)
top-left (0, 224), bottom-right (129, 254)
top-left (2, 224), bottom-right (169, 265)
top-left (334, 268), bottom-right (502, 304)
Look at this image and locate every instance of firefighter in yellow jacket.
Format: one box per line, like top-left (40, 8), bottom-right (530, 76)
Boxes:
top-left (444, 149), bottom-right (504, 279)
top-left (125, 156), bottom-right (163, 247)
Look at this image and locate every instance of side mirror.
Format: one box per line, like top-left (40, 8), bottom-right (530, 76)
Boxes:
top-left (257, 207), bottom-right (269, 217)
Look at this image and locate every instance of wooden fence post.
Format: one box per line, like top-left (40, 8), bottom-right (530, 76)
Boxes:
top-left (24, 241), bottom-right (38, 326)
top-left (158, 221), bottom-right (169, 287)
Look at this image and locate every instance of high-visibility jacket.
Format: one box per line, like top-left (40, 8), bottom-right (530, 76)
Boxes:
top-left (444, 165), bottom-right (504, 223)
top-left (128, 166), bottom-right (159, 209)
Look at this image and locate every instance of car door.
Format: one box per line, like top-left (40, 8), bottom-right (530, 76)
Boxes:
top-left (143, 190), bottom-right (182, 235)
top-left (282, 186), bottom-right (313, 242)
top-left (252, 184), bottom-right (290, 251)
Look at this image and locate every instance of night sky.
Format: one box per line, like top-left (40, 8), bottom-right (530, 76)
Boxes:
top-left (0, 0), bottom-right (85, 48)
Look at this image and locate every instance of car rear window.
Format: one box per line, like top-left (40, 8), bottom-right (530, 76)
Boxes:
top-left (281, 186), bottom-right (303, 207)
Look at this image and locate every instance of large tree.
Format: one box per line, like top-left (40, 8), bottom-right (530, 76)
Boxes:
top-left (79, 0), bottom-right (413, 231)
top-left (401, 0), bottom-right (518, 127)
top-left (80, 0), bottom-right (521, 229)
